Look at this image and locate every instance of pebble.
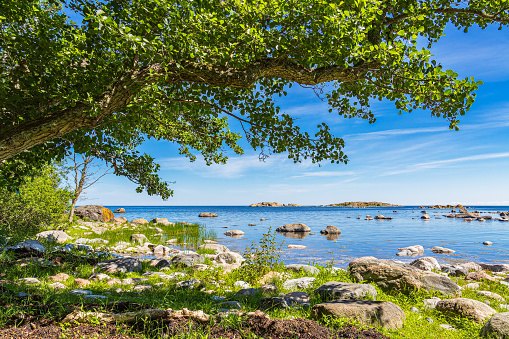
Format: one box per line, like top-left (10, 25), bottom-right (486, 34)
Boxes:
top-left (439, 324), bottom-right (456, 331)
top-left (425, 317), bottom-right (434, 323)
top-left (410, 307), bottom-right (420, 313)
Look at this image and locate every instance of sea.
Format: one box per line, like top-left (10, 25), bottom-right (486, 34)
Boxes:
top-left (104, 205), bottom-right (509, 268)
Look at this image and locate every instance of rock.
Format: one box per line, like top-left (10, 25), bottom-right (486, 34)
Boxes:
top-left (89, 273), bottom-right (111, 281)
top-left (483, 241), bottom-right (494, 246)
top-left (431, 246), bottom-right (455, 254)
top-left (74, 278), bottom-right (91, 287)
top-left (439, 324), bottom-right (456, 331)
top-left (349, 257), bottom-right (461, 296)
top-left (87, 238), bottom-right (109, 244)
top-left (114, 208), bottom-right (126, 213)
top-left (458, 262), bottom-right (483, 272)
top-left (287, 244), bottom-right (306, 249)
top-left (477, 291), bottom-right (505, 302)
top-left (282, 277), bottom-right (316, 290)
top-left (284, 291), bottom-right (310, 304)
top-left (48, 273), bottom-right (70, 282)
top-left (96, 257), bottom-right (142, 273)
top-left (320, 225), bottom-right (341, 235)
top-left (74, 205), bottom-right (114, 222)
top-left (312, 300), bottom-right (405, 329)
top-left (133, 284), bottom-right (153, 292)
top-left (480, 312), bottom-right (509, 338)
top-left (276, 223), bottom-right (311, 232)
top-left (441, 265), bottom-right (468, 276)
top-left (410, 307), bottom-right (420, 313)
top-left (464, 283), bottom-right (481, 290)
top-left (235, 288), bottom-right (258, 298)
top-left (5, 239), bottom-right (45, 253)
top-left (315, 281), bottom-right (378, 300)
top-left (171, 253), bottom-right (205, 267)
top-left (260, 283), bottom-right (278, 294)
top-left (149, 258), bottom-right (171, 268)
top-left (215, 252), bottom-right (244, 264)
top-left (199, 213), bottom-right (218, 218)
top-left (421, 214), bottom-right (430, 220)
top-left (130, 234), bottom-right (148, 245)
top-left (49, 282), bottom-right (67, 290)
top-left (198, 243), bottom-right (230, 254)
top-left (411, 257), bottom-right (440, 271)
top-left (153, 245), bottom-right (171, 255)
top-left (481, 263), bottom-right (509, 273)
top-left (130, 218), bottom-right (148, 226)
top-left (176, 279), bottom-right (201, 289)
top-left (396, 245), bottom-right (424, 256)
top-left (436, 298), bottom-right (497, 323)
top-left (151, 218), bottom-right (173, 226)
top-left (374, 215), bottom-right (392, 220)
top-left (107, 279), bottom-right (121, 286)
top-left (19, 277), bottom-right (41, 285)
top-left (219, 301), bottom-right (242, 309)
top-left (224, 230), bottom-right (245, 236)
top-left (425, 317), bottom-right (434, 323)
top-left (234, 281), bottom-right (251, 289)
top-left (286, 264), bottom-right (319, 275)
top-left (423, 297), bottom-right (441, 309)
top-left (258, 297), bottom-right (290, 311)
top-left (466, 271), bottom-right (497, 282)
top-left (63, 308), bottom-right (168, 324)
top-left (35, 230), bottom-right (72, 243)
top-left (91, 227), bottom-right (108, 235)
top-left (114, 216), bottom-right (128, 223)
top-left (259, 271), bottom-right (285, 284)
top-left (260, 218), bottom-right (266, 221)
top-left (70, 289), bottom-right (93, 295)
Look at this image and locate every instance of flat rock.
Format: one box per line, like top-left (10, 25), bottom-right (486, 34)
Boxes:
top-left (481, 263), bottom-right (509, 273)
top-left (198, 243), bottom-right (229, 253)
top-left (286, 264), bottom-right (319, 275)
top-left (48, 273), bottom-right (70, 282)
top-left (89, 273), bottom-right (111, 281)
top-left (130, 218), bottom-right (148, 225)
top-left (396, 245), bottom-right (424, 256)
top-left (374, 215), bottom-right (392, 220)
top-left (70, 289), bottom-right (92, 295)
top-left (423, 297), bottom-right (441, 309)
top-left (411, 257), bottom-right (440, 271)
top-left (480, 312), bottom-right (509, 338)
top-left (74, 278), bottom-right (91, 287)
top-left (224, 230), bottom-right (245, 237)
top-left (19, 277), bottom-right (41, 285)
top-left (5, 239), bottom-right (45, 253)
top-left (35, 230), bottom-right (72, 243)
top-left (199, 213), bottom-right (218, 218)
top-left (74, 205), bottom-right (114, 222)
top-left (276, 223), bottom-right (311, 232)
top-left (282, 277), bottom-right (316, 290)
top-left (466, 271), bottom-right (496, 282)
top-left (432, 246), bottom-right (455, 254)
top-left (287, 244), bottom-right (306, 249)
top-left (315, 281), bottom-right (378, 300)
top-left (320, 225), bottom-right (341, 235)
top-left (96, 257), bottom-right (142, 273)
top-left (171, 253), bottom-right (205, 267)
top-left (130, 234), bottom-right (148, 245)
top-left (284, 291), bottom-right (310, 304)
top-left (436, 298), bottom-right (496, 323)
top-left (215, 252), bottom-right (243, 264)
top-left (349, 257), bottom-right (461, 296)
top-left (312, 300), bottom-right (405, 329)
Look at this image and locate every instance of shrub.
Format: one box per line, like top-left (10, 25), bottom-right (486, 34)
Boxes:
top-left (0, 165), bottom-right (72, 241)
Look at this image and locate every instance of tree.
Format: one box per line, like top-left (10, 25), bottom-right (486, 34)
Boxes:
top-left (1, 0), bottom-right (507, 197)
top-left (65, 152), bottom-right (111, 221)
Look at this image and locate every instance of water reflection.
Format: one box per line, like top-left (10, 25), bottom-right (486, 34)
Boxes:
top-left (278, 232), bottom-right (309, 239)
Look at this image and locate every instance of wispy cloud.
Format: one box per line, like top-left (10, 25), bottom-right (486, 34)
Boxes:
top-left (288, 171), bottom-right (357, 179)
top-left (346, 127), bottom-right (448, 141)
top-left (382, 152), bottom-right (509, 176)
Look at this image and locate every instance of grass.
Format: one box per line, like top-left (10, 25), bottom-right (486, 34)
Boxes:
top-left (0, 234), bottom-right (507, 338)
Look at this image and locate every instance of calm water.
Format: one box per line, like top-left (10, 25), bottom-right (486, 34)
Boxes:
top-left (104, 205), bottom-right (509, 267)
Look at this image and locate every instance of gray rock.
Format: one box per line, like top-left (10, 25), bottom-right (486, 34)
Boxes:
top-left (224, 230), bottom-right (245, 237)
top-left (436, 298), bottom-right (497, 323)
top-left (276, 223), bottom-right (311, 232)
top-left (89, 273), bottom-right (111, 281)
top-left (91, 227), bottom-right (108, 235)
top-left (171, 253), bottom-right (205, 267)
top-left (431, 246), bottom-right (455, 254)
top-left (70, 289), bottom-right (93, 295)
top-left (480, 312), bottom-right (509, 338)
top-left (312, 300), bottom-right (405, 329)
top-left (423, 297), bottom-right (441, 309)
top-left (133, 284), bottom-right (153, 292)
top-left (35, 230), bottom-right (72, 243)
top-left (5, 239), bottom-right (45, 253)
top-left (18, 277), bottom-right (41, 285)
top-left (439, 324), bottom-right (456, 331)
top-left (396, 245), bottom-right (424, 256)
top-left (349, 257), bottom-right (461, 296)
top-left (284, 291), bottom-right (310, 305)
top-left (286, 264), bottom-right (319, 275)
top-left (258, 297), bottom-right (290, 311)
top-left (153, 245), bottom-right (171, 255)
top-left (477, 291), bottom-right (505, 302)
top-left (83, 295), bottom-right (107, 300)
top-left (315, 281), bottom-right (378, 300)
top-left (483, 241), bottom-right (493, 246)
top-left (130, 234), bottom-right (147, 245)
top-left (481, 263), bottom-right (509, 273)
top-left (410, 307), bottom-right (420, 313)
top-left (425, 317), bottom-right (434, 323)
top-left (198, 244), bottom-right (230, 254)
top-left (234, 281), bottom-right (251, 289)
top-left (282, 277), bottom-right (316, 290)
top-left (441, 264), bottom-right (468, 276)
top-left (320, 225), bottom-right (341, 235)
top-left (74, 205), bottom-right (114, 222)
top-left (411, 257), bottom-right (440, 271)
top-left (176, 279), bottom-right (201, 289)
top-left (235, 288), bottom-right (258, 298)
top-left (219, 301), bottom-right (242, 309)
top-left (374, 215), bottom-right (393, 220)
top-left (149, 258), bottom-right (171, 268)
top-left (215, 252), bottom-right (244, 264)
top-left (87, 238), bottom-right (108, 244)
top-left (96, 257), bottom-right (142, 273)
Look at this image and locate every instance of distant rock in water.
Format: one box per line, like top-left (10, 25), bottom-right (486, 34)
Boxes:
top-left (199, 213), bottom-right (218, 217)
top-left (325, 201), bottom-right (403, 208)
top-left (276, 223), bottom-right (310, 232)
top-left (320, 225), bottom-right (341, 235)
top-left (114, 208), bottom-right (126, 213)
top-left (249, 202), bottom-right (301, 207)
top-left (74, 205), bottom-right (114, 222)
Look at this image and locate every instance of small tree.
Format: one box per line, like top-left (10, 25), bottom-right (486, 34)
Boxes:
top-left (66, 152), bottom-right (111, 222)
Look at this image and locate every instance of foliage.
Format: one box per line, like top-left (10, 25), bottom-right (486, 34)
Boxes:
top-left (0, 165), bottom-right (72, 240)
top-left (235, 228), bottom-right (285, 283)
top-left (1, 0), bottom-right (508, 195)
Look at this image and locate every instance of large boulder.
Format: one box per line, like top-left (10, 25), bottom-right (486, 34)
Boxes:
top-left (410, 257), bottom-right (440, 271)
top-left (320, 225), bottom-right (341, 235)
top-left (215, 252), bottom-right (244, 264)
top-left (436, 298), bottom-right (496, 323)
top-left (35, 230), bottom-right (72, 243)
top-left (130, 218), bottom-right (148, 226)
top-left (349, 257), bottom-right (461, 296)
top-left (114, 208), bottom-right (126, 213)
top-left (74, 205), bottom-right (114, 222)
top-left (396, 245), bottom-right (424, 256)
top-left (312, 300), bottom-right (405, 329)
top-left (5, 239), bottom-right (46, 253)
top-left (171, 253), bottom-right (205, 267)
top-left (198, 243), bottom-right (230, 254)
top-left (276, 223), bottom-right (310, 232)
top-left (315, 281), bottom-right (377, 300)
top-left (480, 312), bottom-right (509, 338)
top-left (96, 258), bottom-right (142, 273)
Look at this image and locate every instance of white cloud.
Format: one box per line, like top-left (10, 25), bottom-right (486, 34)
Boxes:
top-left (288, 171), bottom-right (357, 179)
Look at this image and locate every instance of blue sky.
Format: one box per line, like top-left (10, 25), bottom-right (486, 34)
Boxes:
top-left (81, 25), bottom-right (509, 206)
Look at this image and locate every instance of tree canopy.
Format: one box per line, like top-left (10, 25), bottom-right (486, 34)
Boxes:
top-left (1, 0), bottom-right (507, 198)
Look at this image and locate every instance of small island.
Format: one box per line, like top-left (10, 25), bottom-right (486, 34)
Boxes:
top-left (323, 201), bottom-right (403, 208)
top-left (249, 202), bottom-right (302, 207)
